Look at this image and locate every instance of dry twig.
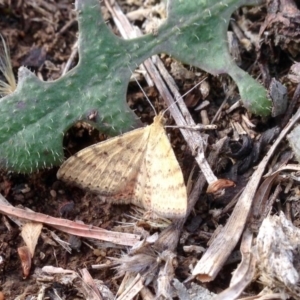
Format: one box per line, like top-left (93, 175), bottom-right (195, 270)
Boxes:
top-left (193, 106), bottom-right (300, 282)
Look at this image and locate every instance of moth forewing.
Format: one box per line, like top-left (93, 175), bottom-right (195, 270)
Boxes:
top-left (57, 126), bottom-right (148, 200)
top-left (57, 112), bottom-right (187, 219)
top-left (147, 116), bottom-right (187, 218)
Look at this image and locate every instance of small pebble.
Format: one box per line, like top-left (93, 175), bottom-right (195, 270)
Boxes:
top-left (39, 252), bottom-right (46, 260)
top-left (93, 249), bottom-right (106, 257)
top-left (68, 235), bottom-right (82, 251)
top-left (13, 194), bottom-right (25, 202)
top-left (58, 201), bottom-right (74, 216)
top-left (51, 181), bottom-right (61, 190)
top-left (50, 190), bottom-right (57, 198)
top-left (58, 189), bottom-right (65, 195)
top-left (12, 184), bottom-right (29, 193)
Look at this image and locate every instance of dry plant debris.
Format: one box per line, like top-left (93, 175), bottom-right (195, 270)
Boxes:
top-left (0, 0), bottom-right (300, 299)
top-left (255, 212), bottom-right (300, 297)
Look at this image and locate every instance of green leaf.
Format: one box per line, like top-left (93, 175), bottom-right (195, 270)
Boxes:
top-left (0, 0), bottom-right (271, 172)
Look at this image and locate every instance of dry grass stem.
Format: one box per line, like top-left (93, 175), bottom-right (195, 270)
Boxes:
top-left (193, 106), bottom-right (300, 282)
top-left (0, 35), bottom-right (16, 96)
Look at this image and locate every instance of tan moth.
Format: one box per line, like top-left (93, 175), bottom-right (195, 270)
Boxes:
top-left (57, 112), bottom-right (187, 219)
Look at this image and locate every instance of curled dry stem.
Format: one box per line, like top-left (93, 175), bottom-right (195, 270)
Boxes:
top-left (0, 35), bottom-right (16, 96)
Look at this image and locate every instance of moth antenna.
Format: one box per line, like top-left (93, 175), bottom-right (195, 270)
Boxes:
top-left (162, 77), bottom-right (207, 117)
top-left (133, 76), bottom-right (157, 116)
top-left (127, 66), bottom-right (158, 116)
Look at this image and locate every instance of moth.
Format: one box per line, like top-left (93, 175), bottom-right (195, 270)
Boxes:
top-left (57, 112), bottom-right (187, 219)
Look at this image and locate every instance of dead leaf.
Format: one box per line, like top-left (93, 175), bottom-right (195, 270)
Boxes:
top-left (21, 222), bottom-right (43, 257)
top-left (206, 179), bottom-right (235, 194)
top-left (17, 246), bottom-right (32, 278)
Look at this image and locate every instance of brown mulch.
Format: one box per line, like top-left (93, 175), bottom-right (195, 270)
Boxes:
top-left (0, 0), bottom-right (300, 299)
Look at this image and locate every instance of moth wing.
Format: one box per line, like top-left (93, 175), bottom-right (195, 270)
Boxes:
top-left (57, 126), bottom-right (150, 204)
top-left (143, 123), bottom-right (187, 219)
